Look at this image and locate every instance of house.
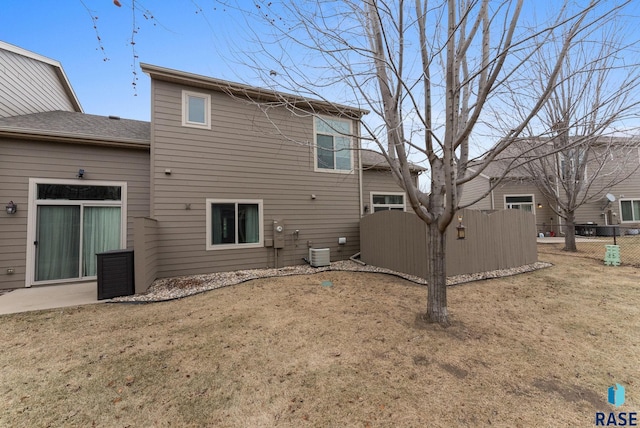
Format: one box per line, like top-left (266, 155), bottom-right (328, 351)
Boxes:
top-left (141, 63), bottom-right (370, 279)
top-left (460, 137), bottom-right (640, 235)
top-left (0, 41), bottom-right (412, 291)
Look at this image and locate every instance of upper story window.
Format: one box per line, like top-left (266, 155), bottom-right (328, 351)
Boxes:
top-left (371, 192), bottom-right (406, 212)
top-left (315, 116), bottom-right (352, 172)
top-left (620, 199), bottom-right (640, 222)
top-left (182, 90), bottom-right (211, 129)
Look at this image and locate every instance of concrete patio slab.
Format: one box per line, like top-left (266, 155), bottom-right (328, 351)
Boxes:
top-left (0, 282), bottom-right (103, 315)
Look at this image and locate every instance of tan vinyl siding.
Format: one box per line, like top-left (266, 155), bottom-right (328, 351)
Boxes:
top-left (362, 168), bottom-right (408, 213)
top-left (0, 49), bottom-right (76, 117)
top-left (574, 147), bottom-right (640, 227)
top-left (151, 80), bottom-right (361, 278)
top-left (0, 139), bottom-right (149, 289)
top-left (459, 174), bottom-right (492, 210)
top-left (490, 181), bottom-right (558, 234)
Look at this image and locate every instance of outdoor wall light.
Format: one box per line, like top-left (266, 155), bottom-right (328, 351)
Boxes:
top-left (456, 215), bottom-right (466, 240)
top-left (77, 169), bottom-right (85, 179)
top-left (537, 203), bottom-right (543, 208)
top-left (6, 201), bottom-right (17, 215)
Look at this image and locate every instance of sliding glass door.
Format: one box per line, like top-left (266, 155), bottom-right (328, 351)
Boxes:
top-left (31, 181), bottom-right (125, 284)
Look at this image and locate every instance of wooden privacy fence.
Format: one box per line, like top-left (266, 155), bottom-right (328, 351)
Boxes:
top-left (360, 209), bottom-right (537, 278)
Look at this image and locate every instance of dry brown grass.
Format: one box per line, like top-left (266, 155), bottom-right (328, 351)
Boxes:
top-left (1, 248), bottom-right (639, 427)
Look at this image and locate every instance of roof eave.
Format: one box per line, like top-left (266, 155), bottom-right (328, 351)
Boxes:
top-left (0, 127), bottom-right (149, 150)
top-left (363, 164), bottom-right (426, 173)
top-left (140, 63), bottom-right (369, 119)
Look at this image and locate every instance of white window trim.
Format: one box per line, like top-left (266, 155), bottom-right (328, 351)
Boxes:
top-left (558, 152), bottom-right (587, 182)
top-left (25, 178), bottom-right (127, 287)
top-left (619, 198), bottom-right (640, 223)
top-left (504, 194), bottom-right (535, 214)
top-left (370, 191), bottom-right (406, 212)
top-left (206, 199), bottom-right (264, 250)
top-left (182, 90), bottom-right (211, 129)
top-left (313, 115), bottom-right (354, 174)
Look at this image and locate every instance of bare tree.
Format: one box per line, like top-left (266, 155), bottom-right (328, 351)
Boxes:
top-left (501, 22), bottom-right (640, 251)
top-left (226, 0), bottom-right (638, 325)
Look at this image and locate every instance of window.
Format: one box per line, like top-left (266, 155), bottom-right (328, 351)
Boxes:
top-left (371, 192), bottom-right (405, 212)
top-left (620, 199), bottom-right (640, 222)
top-left (505, 195), bottom-right (534, 213)
top-left (558, 149), bottom-right (586, 181)
top-left (315, 116), bottom-right (352, 172)
top-left (206, 199), bottom-right (263, 250)
top-left (182, 90), bottom-right (211, 129)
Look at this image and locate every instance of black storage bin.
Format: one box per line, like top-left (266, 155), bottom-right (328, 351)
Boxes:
top-left (97, 249), bottom-right (135, 300)
top-left (595, 226), bottom-right (618, 237)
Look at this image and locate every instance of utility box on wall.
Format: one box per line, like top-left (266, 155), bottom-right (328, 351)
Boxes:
top-left (97, 249), bottom-right (135, 300)
top-left (273, 219), bottom-right (285, 249)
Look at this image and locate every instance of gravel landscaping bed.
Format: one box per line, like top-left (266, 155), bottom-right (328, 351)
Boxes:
top-left (111, 260), bottom-right (552, 303)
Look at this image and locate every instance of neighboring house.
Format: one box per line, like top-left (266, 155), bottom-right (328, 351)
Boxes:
top-left (460, 137), bottom-right (640, 235)
top-left (0, 42), bottom-right (411, 291)
top-left (0, 41), bottom-right (82, 117)
top-left (0, 41), bottom-right (151, 290)
top-left (0, 111), bottom-right (150, 290)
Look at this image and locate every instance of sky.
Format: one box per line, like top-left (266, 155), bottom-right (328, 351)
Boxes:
top-left (0, 1), bottom-right (257, 121)
top-left (2, 0), bottom-right (639, 138)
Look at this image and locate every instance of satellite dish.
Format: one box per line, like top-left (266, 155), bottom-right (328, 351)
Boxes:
top-left (606, 193), bottom-right (616, 202)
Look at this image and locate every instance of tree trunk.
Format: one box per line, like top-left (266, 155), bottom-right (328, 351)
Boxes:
top-left (425, 221), bottom-right (449, 325)
top-left (564, 211), bottom-right (577, 252)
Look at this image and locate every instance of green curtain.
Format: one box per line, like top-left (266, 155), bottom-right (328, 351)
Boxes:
top-left (82, 207), bottom-right (121, 276)
top-left (238, 204), bottom-right (259, 244)
top-left (36, 206), bottom-right (80, 281)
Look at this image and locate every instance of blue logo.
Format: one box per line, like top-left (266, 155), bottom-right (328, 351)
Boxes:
top-left (609, 384), bottom-right (626, 407)
top-left (596, 384), bottom-right (637, 426)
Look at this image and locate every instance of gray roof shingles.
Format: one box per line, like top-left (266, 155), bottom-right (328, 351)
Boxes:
top-left (360, 149), bottom-right (426, 172)
top-left (0, 111), bottom-right (150, 143)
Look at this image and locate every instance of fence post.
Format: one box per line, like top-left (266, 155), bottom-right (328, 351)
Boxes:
top-left (613, 226), bottom-right (617, 246)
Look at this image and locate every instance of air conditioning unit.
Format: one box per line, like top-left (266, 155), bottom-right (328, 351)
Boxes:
top-left (309, 248), bottom-right (330, 267)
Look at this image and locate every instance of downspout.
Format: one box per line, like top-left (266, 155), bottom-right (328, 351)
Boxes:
top-left (490, 178), bottom-right (495, 209)
top-left (556, 171), bottom-right (562, 234)
top-left (149, 78), bottom-right (156, 218)
top-left (357, 128), bottom-right (363, 217)
top-left (350, 252), bottom-right (366, 265)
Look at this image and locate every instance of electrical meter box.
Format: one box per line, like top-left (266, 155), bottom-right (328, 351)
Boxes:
top-left (273, 220), bottom-right (285, 249)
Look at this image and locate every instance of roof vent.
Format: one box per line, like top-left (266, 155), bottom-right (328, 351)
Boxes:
top-left (108, 115), bottom-right (121, 120)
